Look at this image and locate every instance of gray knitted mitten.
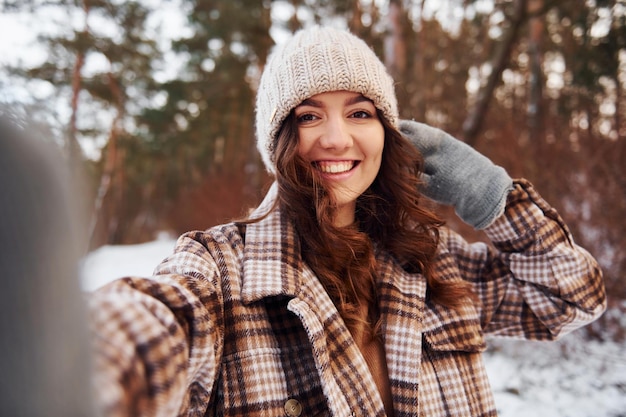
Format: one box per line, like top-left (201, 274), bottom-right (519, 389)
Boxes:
top-left (399, 119), bottom-right (513, 230)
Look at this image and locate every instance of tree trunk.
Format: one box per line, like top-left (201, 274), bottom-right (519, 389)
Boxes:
top-left (289, 0), bottom-right (302, 32)
top-left (462, 0), bottom-right (527, 146)
top-left (67, 1), bottom-right (89, 172)
top-left (414, 0), bottom-right (427, 121)
top-left (349, 0), bottom-right (363, 35)
top-left (527, 0), bottom-right (544, 136)
top-left (384, 0), bottom-right (408, 115)
top-left (384, 0), bottom-right (407, 81)
top-left (88, 71), bottom-right (125, 248)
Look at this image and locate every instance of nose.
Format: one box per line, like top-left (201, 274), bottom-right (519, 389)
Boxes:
top-left (319, 117), bottom-right (353, 150)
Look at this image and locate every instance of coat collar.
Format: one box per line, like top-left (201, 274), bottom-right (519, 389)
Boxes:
top-left (241, 182), bottom-right (303, 304)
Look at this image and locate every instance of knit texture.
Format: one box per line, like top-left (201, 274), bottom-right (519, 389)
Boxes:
top-left (399, 120), bottom-right (513, 229)
top-left (255, 26), bottom-right (398, 174)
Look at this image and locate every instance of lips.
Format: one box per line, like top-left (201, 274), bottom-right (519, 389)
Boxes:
top-left (314, 160), bottom-right (357, 174)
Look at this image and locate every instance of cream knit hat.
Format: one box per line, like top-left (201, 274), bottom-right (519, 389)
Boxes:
top-left (255, 26), bottom-right (399, 174)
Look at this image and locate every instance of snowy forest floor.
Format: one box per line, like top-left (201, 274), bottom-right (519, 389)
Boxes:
top-left (82, 238), bottom-right (626, 417)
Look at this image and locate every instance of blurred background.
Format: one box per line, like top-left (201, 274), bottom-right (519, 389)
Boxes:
top-left (1, 2), bottom-right (625, 414)
top-left (1, 0), bottom-right (624, 306)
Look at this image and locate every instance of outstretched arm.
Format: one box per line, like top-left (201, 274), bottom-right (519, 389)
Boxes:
top-left (89, 232), bottom-right (225, 416)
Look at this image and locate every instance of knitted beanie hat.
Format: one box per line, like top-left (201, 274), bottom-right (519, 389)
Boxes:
top-left (255, 26), bottom-right (399, 174)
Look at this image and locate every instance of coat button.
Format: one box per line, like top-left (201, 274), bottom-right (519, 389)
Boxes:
top-left (284, 398), bottom-right (302, 417)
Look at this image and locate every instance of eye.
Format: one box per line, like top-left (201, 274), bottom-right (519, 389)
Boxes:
top-left (350, 110), bottom-right (372, 119)
top-left (296, 113), bottom-right (319, 123)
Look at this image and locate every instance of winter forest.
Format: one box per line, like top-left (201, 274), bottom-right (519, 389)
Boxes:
top-left (1, 1), bottom-right (626, 413)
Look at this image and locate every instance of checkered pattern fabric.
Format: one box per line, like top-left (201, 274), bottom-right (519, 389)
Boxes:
top-left (89, 179), bottom-right (606, 416)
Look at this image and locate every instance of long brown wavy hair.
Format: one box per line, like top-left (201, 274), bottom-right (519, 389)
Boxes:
top-left (260, 109), bottom-right (472, 338)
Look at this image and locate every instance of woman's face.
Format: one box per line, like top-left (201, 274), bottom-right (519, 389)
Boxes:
top-left (295, 90), bottom-right (385, 227)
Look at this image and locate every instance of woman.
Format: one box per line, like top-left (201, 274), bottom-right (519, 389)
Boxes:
top-left (89, 26), bottom-right (606, 417)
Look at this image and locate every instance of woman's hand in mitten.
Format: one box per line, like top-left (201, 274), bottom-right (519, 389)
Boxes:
top-left (399, 119), bottom-right (513, 230)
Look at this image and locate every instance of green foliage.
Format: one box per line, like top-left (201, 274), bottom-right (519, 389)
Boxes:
top-left (3, 1), bottom-right (626, 295)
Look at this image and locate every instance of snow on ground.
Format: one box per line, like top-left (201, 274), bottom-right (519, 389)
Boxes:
top-left (81, 239), bottom-right (626, 417)
top-left (80, 234), bottom-right (176, 292)
top-left (485, 334), bottom-right (626, 417)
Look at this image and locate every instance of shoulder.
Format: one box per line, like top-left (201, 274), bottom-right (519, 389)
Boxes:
top-left (152, 222), bottom-right (247, 279)
top-left (174, 222), bottom-right (246, 253)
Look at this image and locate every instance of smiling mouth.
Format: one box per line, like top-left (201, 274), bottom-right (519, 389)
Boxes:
top-left (314, 161), bottom-right (358, 174)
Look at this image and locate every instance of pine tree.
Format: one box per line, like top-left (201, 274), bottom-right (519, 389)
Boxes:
top-left (14, 0), bottom-right (164, 245)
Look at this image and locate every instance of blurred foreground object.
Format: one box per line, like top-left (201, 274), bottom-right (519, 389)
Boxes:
top-left (0, 117), bottom-right (97, 416)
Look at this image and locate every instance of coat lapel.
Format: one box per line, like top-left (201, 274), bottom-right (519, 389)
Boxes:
top-left (289, 262), bottom-right (387, 416)
top-left (241, 182), bottom-right (302, 303)
top-left (376, 252), bottom-right (427, 416)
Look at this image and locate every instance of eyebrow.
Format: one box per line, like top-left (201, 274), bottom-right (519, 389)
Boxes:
top-left (298, 94), bottom-right (373, 108)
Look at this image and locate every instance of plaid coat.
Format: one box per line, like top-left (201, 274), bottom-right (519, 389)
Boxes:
top-left (89, 179), bottom-right (606, 417)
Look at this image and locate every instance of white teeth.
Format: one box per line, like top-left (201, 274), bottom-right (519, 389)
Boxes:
top-left (317, 161), bottom-right (354, 174)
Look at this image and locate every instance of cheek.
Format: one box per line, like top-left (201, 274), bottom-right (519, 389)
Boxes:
top-left (296, 131), bottom-right (312, 158)
top-left (367, 127), bottom-right (385, 160)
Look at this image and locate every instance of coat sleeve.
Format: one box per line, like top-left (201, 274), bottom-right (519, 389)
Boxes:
top-left (88, 231), bottom-right (226, 417)
top-left (440, 179), bottom-right (607, 340)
